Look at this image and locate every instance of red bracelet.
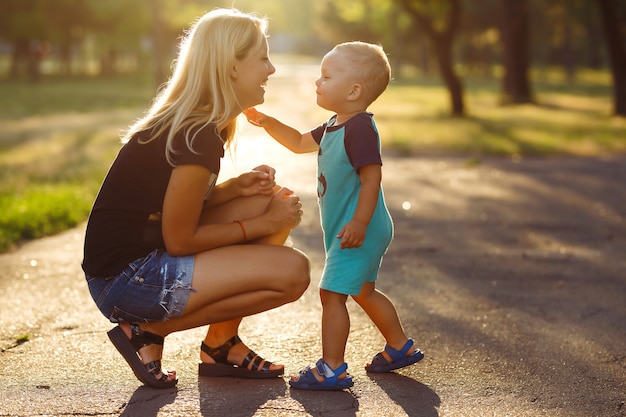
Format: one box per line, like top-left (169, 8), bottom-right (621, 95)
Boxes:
top-left (234, 220), bottom-right (247, 241)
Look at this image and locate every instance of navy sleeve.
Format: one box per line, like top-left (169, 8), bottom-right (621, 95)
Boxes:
top-left (310, 122), bottom-right (328, 145)
top-left (344, 114), bottom-right (382, 171)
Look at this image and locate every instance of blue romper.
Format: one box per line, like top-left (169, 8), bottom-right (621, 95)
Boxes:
top-left (310, 112), bottom-right (394, 295)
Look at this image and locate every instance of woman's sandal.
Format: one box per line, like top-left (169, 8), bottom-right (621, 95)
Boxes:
top-left (365, 338), bottom-right (424, 373)
top-left (107, 324), bottom-right (178, 389)
top-left (198, 335), bottom-right (284, 379)
top-left (289, 359), bottom-right (354, 390)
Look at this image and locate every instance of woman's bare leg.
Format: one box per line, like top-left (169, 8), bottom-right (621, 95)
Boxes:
top-left (139, 191), bottom-right (309, 372)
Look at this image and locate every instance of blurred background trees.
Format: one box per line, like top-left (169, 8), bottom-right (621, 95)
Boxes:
top-left (1, 0), bottom-right (624, 116)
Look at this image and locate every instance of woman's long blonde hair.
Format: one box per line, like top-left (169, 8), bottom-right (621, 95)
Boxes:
top-left (121, 8), bottom-right (268, 165)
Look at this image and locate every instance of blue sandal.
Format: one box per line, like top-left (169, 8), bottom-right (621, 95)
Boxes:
top-left (289, 359), bottom-right (354, 390)
top-left (365, 338), bottom-right (424, 373)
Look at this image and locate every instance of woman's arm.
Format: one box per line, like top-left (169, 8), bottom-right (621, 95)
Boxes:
top-left (162, 165), bottom-right (301, 256)
top-left (204, 165), bottom-right (276, 208)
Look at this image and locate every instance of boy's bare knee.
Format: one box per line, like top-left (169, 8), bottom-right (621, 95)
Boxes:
top-left (352, 282), bottom-right (375, 304)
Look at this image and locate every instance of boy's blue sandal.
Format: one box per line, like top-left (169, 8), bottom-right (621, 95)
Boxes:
top-left (289, 359), bottom-right (354, 390)
top-left (365, 338), bottom-right (424, 373)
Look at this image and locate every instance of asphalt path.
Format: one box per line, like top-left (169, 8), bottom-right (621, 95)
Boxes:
top-left (1, 64), bottom-right (625, 416)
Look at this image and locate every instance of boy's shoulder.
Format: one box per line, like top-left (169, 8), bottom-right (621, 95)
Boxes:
top-left (344, 112), bottom-right (374, 126)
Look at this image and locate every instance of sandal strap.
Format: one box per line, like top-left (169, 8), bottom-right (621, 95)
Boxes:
top-left (242, 351), bottom-right (272, 371)
top-left (145, 360), bottom-right (170, 382)
top-left (200, 335), bottom-right (242, 364)
top-left (315, 359), bottom-right (348, 379)
top-left (201, 337), bottom-right (274, 372)
top-left (384, 339), bottom-right (414, 362)
top-left (129, 323), bottom-right (164, 351)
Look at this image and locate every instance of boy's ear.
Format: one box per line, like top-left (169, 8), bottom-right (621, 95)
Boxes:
top-left (347, 83), bottom-right (363, 101)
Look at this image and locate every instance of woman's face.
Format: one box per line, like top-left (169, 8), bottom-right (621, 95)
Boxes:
top-left (232, 37), bottom-right (276, 110)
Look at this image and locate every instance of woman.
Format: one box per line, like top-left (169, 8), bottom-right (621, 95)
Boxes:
top-left (82, 8), bottom-right (310, 389)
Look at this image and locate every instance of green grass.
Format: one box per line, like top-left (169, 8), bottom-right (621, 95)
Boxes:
top-left (372, 69), bottom-right (626, 156)
top-left (0, 75), bottom-right (154, 251)
top-left (0, 69), bottom-right (624, 252)
top-left (0, 75), bottom-right (156, 119)
top-left (0, 184), bottom-right (99, 251)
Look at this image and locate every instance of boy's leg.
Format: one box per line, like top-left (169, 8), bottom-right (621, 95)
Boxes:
top-left (352, 282), bottom-right (416, 358)
top-left (321, 289), bottom-right (350, 370)
top-left (290, 288), bottom-right (350, 383)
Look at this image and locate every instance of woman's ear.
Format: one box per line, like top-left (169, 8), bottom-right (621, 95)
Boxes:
top-left (231, 62), bottom-right (239, 80)
top-left (347, 83), bottom-right (363, 101)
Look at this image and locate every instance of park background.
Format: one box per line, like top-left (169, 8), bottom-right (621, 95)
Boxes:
top-left (1, 0), bottom-right (625, 251)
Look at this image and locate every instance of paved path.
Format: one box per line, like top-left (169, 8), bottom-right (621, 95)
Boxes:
top-left (1, 64), bottom-right (625, 416)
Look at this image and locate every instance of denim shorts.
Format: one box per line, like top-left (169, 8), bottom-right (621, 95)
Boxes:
top-left (86, 250), bottom-right (195, 323)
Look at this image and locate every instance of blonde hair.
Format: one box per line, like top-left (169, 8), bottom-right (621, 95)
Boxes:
top-left (332, 41), bottom-right (391, 104)
top-left (122, 8), bottom-right (268, 165)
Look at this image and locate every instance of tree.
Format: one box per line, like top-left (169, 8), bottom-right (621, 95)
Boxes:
top-left (596, 0), bottom-right (626, 117)
top-left (398, 0), bottom-right (465, 116)
top-left (0, 0), bottom-right (47, 81)
top-left (499, 0), bottom-right (533, 104)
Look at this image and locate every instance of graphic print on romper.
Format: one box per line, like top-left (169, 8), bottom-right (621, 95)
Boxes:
top-left (318, 173), bottom-right (327, 198)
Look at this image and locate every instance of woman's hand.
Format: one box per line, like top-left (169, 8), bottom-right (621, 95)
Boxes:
top-left (237, 165), bottom-right (276, 196)
top-left (265, 187), bottom-right (303, 230)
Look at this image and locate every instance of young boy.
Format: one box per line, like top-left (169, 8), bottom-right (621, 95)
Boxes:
top-left (244, 41), bottom-right (423, 390)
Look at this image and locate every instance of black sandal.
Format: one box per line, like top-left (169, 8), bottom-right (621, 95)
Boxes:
top-left (198, 335), bottom-right (284, 379)
top-left (107, 324), bottom-right (178, 389)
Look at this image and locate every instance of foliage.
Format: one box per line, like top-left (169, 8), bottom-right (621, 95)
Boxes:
top-left (0, 185), bottom-right (93, 252)
top-left (372, 70), bottom-right (625, 156)
top-left (0, 76), bottom-right (146, 252)
top-left (0, 0), bottom-right (619, 80)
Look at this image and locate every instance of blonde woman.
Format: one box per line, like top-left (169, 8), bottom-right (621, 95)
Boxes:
top-left (83, 8), bottom-right (310, 389)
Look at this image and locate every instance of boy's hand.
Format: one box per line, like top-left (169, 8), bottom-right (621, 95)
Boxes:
top-left (243, 108), bottom-right (268, 127)
top-left (337, 220), bottom-right (367, 249)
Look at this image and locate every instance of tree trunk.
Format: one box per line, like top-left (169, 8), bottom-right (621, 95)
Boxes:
top-left (500, 0), bottom-right (533, 104)
top-left (596, 0), bottom-right (626, 117)
top-left (148, 0), bottom-right (168, 87)
top-left (434, 36), bottom-right (464, 116)
top-left (400, 0), bottom-right (465, 117)
top-left (9, 39), bottom-right (29, 79)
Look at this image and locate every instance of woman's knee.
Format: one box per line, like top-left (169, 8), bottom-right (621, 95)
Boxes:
top-left (284, 249), bottom-right (311, 299)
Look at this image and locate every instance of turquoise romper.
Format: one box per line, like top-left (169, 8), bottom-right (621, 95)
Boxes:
top-left (310, 112), bottom-right (394, 295)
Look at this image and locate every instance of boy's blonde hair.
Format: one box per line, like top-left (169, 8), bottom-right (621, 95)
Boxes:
top-left (122, 8), bottom-right (268, 165)
top-left (332, 41), bottom-right (391, 104)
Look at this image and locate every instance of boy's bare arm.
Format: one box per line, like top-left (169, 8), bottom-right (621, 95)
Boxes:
top-left (244, 108), bottom-right (319, 154)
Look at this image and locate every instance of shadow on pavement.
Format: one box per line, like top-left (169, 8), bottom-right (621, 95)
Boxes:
top-left (197, 376), bottom-right (286, 417)
top-left (290, 388), bottom-right (360, 416)
top-left (368, 373), bottom-right (440, 417)
top-left (120, 385), bottom-right (178, 416)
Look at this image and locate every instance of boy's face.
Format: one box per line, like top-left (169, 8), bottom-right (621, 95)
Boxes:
top-left (315, 51), bottom-right (358, 113)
